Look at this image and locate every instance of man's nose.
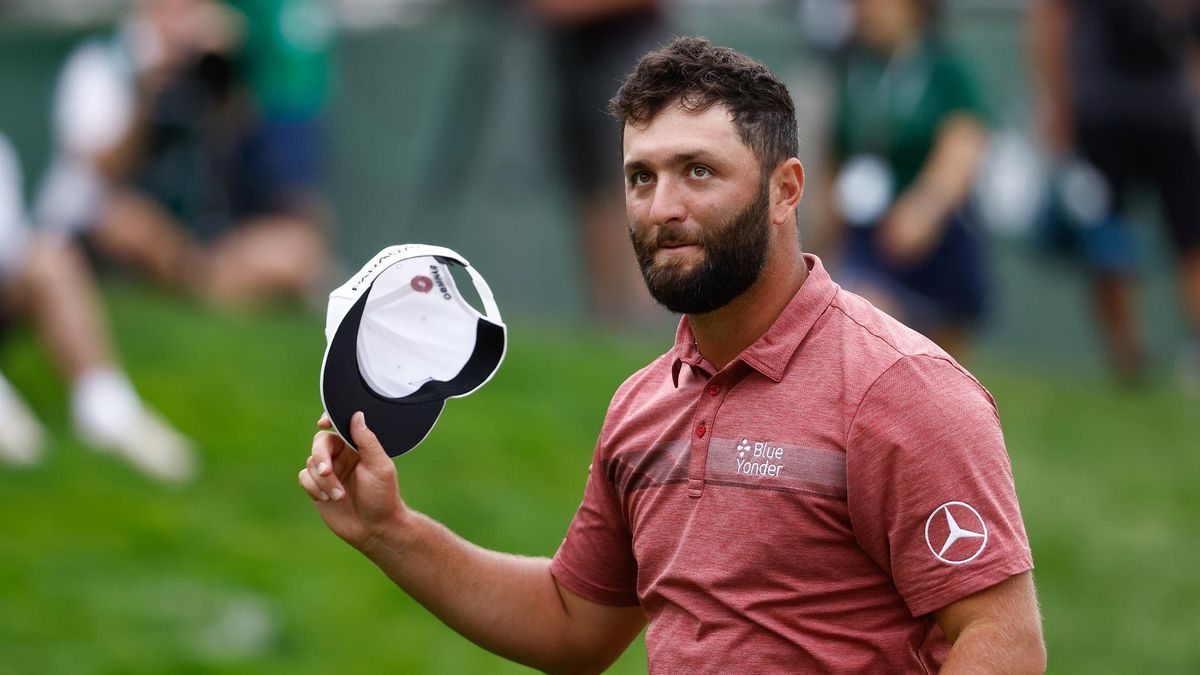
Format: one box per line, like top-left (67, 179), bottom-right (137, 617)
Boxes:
top-left (647, 178), bottom-right (688, 226)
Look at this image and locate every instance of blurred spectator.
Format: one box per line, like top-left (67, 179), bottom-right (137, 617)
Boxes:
top-left (0, 131), bottom-right (195, 481)
top-left (814, 0), bottom-right (990, 359)
top-left (35, 0), bottom-right (331, 308)
top-left (1030, 0), bottom-right (1200, 385)
top-left (530, 0), bottom-right (667, 326)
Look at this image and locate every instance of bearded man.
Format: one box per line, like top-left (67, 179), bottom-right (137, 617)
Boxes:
top-left (299, 37), bottom-right (1046, 674)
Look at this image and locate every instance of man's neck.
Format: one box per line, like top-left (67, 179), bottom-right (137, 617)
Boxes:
top-left (688, 248), bottom-right (808, 371)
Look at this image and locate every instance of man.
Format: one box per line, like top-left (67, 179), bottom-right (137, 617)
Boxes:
top-left (299, 37), bottom-right (1046, 673)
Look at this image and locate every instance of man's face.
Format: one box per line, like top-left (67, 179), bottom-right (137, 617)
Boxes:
top-left (622, 104), bottom-right (772, 315)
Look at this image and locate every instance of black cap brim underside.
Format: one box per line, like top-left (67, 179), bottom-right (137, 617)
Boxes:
top-left (321, 282), bottom-right (505, 457)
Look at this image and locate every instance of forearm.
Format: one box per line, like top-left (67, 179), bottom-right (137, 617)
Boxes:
top-left (302, 416), bottom-right (640, 673)
top-left (940, 620), bottom-right (1047, 674)
top-left (359, 509), bottom-right (592, 673)
top-left (903, 115), bottom-right (988, 224)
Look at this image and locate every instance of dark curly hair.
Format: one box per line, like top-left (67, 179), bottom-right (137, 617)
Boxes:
top-left (609, 36), bottom-right (798, 173)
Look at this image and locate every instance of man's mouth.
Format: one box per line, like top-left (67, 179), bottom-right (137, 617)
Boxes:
top-left (655, 231), bottom-right (701, 250)
top-left (659, 242), bottom-right (698, 250)
top-left (653, 242), bottom-right (703, 265)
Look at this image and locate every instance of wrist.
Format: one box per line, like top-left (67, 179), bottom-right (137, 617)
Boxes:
top-left (359, 505), bottom-right (420, 560)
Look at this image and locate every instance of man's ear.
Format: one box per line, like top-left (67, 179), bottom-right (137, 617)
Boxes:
top-left (771, 158), bottom-right (805, 225)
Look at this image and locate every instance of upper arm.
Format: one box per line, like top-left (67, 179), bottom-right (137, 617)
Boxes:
top-left (846, 357), bottom-right (1034, 617)
top-left (544, 438), bottom-right (644, 672)
top-left (553, 579), bottom-right (646, 674)
top-left (932, 54), bottom-right (988, 152)
top-left (935, 571), bottom-right (1047, 673)
top-left (935, 571), bottom-right (1041, 642)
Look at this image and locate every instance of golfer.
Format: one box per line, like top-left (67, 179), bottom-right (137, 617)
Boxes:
top-left (299, 37), bottom-right (1045, 673)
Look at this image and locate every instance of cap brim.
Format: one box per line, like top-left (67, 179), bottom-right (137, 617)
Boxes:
top-left (321, 290), bottom-right (446, 457)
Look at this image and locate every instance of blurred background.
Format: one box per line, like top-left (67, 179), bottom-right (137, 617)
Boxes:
top-left (0, 0), bottom-right (1197, 672)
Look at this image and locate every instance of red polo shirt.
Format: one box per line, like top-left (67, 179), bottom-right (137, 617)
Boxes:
top-left (549, 255), bottom-right (1033, 673)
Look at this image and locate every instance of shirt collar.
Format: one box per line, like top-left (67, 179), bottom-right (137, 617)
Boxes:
top-left (671, 254), bottom-right (838, 386)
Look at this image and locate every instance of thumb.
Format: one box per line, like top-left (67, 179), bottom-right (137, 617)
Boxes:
top-left (350, 411), bottom-right (392, 466)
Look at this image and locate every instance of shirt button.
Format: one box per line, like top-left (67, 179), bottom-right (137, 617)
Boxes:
top-left (707, 384), bottom-right (720, 397)
top-left (696, 423), bottom-right (707, 438)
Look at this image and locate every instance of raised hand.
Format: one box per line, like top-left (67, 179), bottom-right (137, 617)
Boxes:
top-left (299, 411), bottom-right (407, 551)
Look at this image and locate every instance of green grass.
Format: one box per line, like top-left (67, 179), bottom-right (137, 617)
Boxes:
top-left (1, 282), bottom-right (1198, 674)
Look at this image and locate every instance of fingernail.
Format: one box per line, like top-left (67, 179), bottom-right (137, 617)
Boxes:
top-left (355, 412), bottom-right (366, 428)
top-left (318, 462), bottom-right (330, 474)
top-left (331, 487), bottom-right (345, 500)
top-left (320, 491), bottom-right (330, 501)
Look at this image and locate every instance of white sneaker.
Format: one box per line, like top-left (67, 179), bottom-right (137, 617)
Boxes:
top-left (79, 406), bottom-right (198, 483)
top-left (71, 367), bottom-right (198, 482)
top-left (0, 375), bottom-right (45, 466)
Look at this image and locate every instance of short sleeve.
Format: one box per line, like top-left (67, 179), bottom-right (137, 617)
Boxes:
top-left (846, 356), bottom-right (1032, 617)
top-left (549, 446), bottom-right (640, 607)
top-left (936, 53), bottom-right (988, 124)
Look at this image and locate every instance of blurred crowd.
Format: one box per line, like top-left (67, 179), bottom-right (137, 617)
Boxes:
top-left (807, 0), bottom-right (1200, 386)
top-left (2, 0), bottom-right (1200, 480)
top-left (1, 0), bottom-right (334, 477)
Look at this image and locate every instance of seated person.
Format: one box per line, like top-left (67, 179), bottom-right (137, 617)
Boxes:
top-left (0, 131), bottom-right (194, 481)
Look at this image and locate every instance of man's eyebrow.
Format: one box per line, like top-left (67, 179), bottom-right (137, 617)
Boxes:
top-left (623, 150), bottom-right (719, 172)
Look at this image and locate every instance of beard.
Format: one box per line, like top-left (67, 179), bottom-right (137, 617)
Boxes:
top-left (630, 178), bottom-right (771, 315)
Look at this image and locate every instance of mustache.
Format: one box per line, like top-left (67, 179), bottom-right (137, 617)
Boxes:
top-left (631, 224), bottom-right (704, 250)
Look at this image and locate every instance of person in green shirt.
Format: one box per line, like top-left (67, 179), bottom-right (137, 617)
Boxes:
top-left (815, 0), bottom-right (990, 358)
top-left (229, 0), bottom-right (332, 222)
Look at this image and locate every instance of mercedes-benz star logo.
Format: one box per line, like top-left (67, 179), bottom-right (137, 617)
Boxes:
top-left (924, 501), bottom-right (988, 565)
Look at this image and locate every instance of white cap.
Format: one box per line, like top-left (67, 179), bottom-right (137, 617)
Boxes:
top-left (320, 245), bottom-right (506, 457)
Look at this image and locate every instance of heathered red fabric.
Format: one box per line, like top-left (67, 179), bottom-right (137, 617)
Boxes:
top-left (549, 255), bottom-right (1033, 673)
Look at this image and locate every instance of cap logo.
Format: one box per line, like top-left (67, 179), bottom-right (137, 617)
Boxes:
top-left (428, 265), bottom-right (452, 300)
top-left (924, 501), bottom-right (988, 565)
top-left (411, 275), bottom-right (434, 293)
top-left (352, 248), bottom-right (408, 291)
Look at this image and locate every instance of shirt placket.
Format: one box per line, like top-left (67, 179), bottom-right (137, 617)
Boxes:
top-left (686, 363), bottom-right (747, 498)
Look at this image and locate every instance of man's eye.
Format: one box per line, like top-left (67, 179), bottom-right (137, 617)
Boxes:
top-left (629, 171), bottom-right (652, 186)
top-left (689, 165), bottom-right (711, 178)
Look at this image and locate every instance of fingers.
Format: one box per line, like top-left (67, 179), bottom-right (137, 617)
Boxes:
top-left (349, 412), bottom-right (391, 467)
top-left (309, 429), bottom-right (333, 470)
top-left (301, 411), bottom-right (385, 506)
top-left (306, 431), bottom-right (351, 500)
top-left (298, 467), bottom-right (329, 502)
